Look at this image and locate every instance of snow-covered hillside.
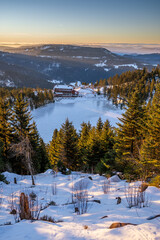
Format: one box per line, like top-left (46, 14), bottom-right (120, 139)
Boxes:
top-left (1, 44), bottom-right (159, 88)
top-left (0, 171), bottom-right (160, 240)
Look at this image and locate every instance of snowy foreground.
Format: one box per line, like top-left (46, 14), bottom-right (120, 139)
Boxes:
top-left (0, 170), bottom-right (160, 240)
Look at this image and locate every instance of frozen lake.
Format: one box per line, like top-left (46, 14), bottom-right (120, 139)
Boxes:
top-left (32, 96), bottom-right (123, 143)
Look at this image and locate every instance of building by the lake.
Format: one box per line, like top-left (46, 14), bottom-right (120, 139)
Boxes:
top-left (53, 85), bottom-right (79, 97)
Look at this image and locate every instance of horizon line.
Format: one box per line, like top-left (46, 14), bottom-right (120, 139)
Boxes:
top-left (0, 42), bottom-right (160, 46)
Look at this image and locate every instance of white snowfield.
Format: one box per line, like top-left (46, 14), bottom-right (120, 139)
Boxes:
top-left (54, 84), bottom-right (73, 89)
top-left (70, 81), bottom-right (82, 87)
top-left (75, 87), bottom-right (96, 97)
top-left (104, 68), bottom-right (111, 72)
top-left (48, 79), bottom-right (62, 84)
top-left (0, 170), bottom-right (160, 240)
top-left (95, 60), bottom-right (107, 67)
top-left (72, 56), bottom-right (100, 59)
top-left (114, 64), bottom-right (138, 69)
top-left (0, 79), bottom-right (15, 87)
top-left (0, 70), bottom-right (5, 76)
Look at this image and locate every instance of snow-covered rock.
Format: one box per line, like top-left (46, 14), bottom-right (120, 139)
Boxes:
top-left (109, 175), bottom-right (121, 182)
top-left (69, 177), bottom-right (93, 190)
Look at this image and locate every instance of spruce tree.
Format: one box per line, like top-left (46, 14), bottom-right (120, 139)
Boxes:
top-left (29, 122), bottom-right (41, 172)
top-left (101, 120), bottom-right (115, 157)
top-left (11, 94), bottom-right (40, 174)
top-left (38, 138), bottom-right (50, 172)
top-left (101, 120), bottom-right (112, 153)
top-left (0, 141), bottom-right (4, 172)
top-left (59, 119), bottom-right (78, 170)
top-left (115, 90), bottom-right (145, 176)
top-left (86, 126), bottom-right (103, 173)
top-left (96, 120), bottom-right (115, 175)
top-left (11, 94), bottom-right (32, 138)
top-left (49, 129), bottom-right (60, 170)
top-left (141, 83), bottom-right (160, 176)
top-left (0, 99), bottom-right (13, 162)
top-left (78, 122), bottom-right (91, 170)
top-left (96, 117), bottom-right (103, 135)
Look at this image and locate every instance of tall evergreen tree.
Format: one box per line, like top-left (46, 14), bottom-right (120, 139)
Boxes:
top-left (115, 90), bottom-right (145, 176)
top-left (11, 94), bottom-right (41, 173)
top-left (101, 120), bottom-right (115, 154)
top-left (60, 119), bottom-right (78, 170)
top-left (78, 122), bottom-right (91, 170)
top-left (49, 129), bottom-right (60, 171)
top-left (0, 99), bottom-right (13, 164)
top-left (29, 122), bottom-right (42, 172)
top-left (95, 120), bottom-right (115, 175)
top-left (49, 120), bottom-right (79, 171)
top-left (0, 141), bottom-right (4, 172)
top-left (96, 117), bottom-right (103, 135)
top-left (141, 83), bottom-right (160, 176)
top-left (86, 127), bottom-right (103, 173)
top-left (11, 94), bottom-right (32, 138)
top-left (38, 138), bottom-right (50, 172)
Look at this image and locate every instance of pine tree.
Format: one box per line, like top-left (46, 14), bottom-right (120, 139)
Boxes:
top-left (78, 122), bottom-right (91, 170)
top-left (0, 99), bottom-right (13, 162)
top-left (141, 83), bottom-right (160, 176)
top-left (96, 120), bottom-right (115, 175)
top-left (86, 127), bottom-right (103, 173)
top-left (0, 141), bottom-right (4, 172)
top-left (38, 138), bottom-right (50, 172)
top-left (96, 117), bottom-right (103, 135)
top-left (49, 129), bottom-right (60, 170)
top-left (59, 119), bottom-right (78, 170)
top-left (11, 94), bottom-right (41, 174)
top-left (11, 94), bottom-right (32, 138)
top-left (101, 120), bottom-right (114, 153)
top-left (115, 90), bottom-right (145, 176)
top-left (49, 120), bottom-right (79, 172)
top-left (29, 122), bottom-right (41, 172)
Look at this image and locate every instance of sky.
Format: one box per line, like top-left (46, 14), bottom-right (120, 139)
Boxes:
top-left (0, 0), bottom-right (160, 45)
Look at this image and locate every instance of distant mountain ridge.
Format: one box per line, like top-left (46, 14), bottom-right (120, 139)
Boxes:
top-left (0, 44), bottom-right (159, 88)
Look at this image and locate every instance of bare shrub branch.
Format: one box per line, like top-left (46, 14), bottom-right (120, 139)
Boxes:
top-left (10, 136), bottom-right (35, 185)
top-left (73, 180), bottom-right (88, 215)
top-left (13, 191), bottom-right (42, 221)
top-left (125, 183), bottom-right (149, 208)
top-left (51, 182), bottom-right (57, 195)
top-left (0, 186), bottom-right (3, 208)
top-left (102, 179), bottom-right (110, 194)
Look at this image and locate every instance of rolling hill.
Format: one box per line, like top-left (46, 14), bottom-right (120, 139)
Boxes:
top-left (0, 44), bottom-right (159, 88)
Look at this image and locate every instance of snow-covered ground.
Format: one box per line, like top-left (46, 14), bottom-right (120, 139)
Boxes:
top-left (95, 60), bottom-right (107, 67)
top-left (32, 95), bottom-right (123, 143)
top-left (104, 68), bottom-right (111, 72)
top-left (48, 79), bottom-right (63, 84)
top-left (0, 79), bottom-right (15, 87)
top-left (0, 171), bottom-right (160, 240)
top-left (114, 64), bottom-right (138, 69)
